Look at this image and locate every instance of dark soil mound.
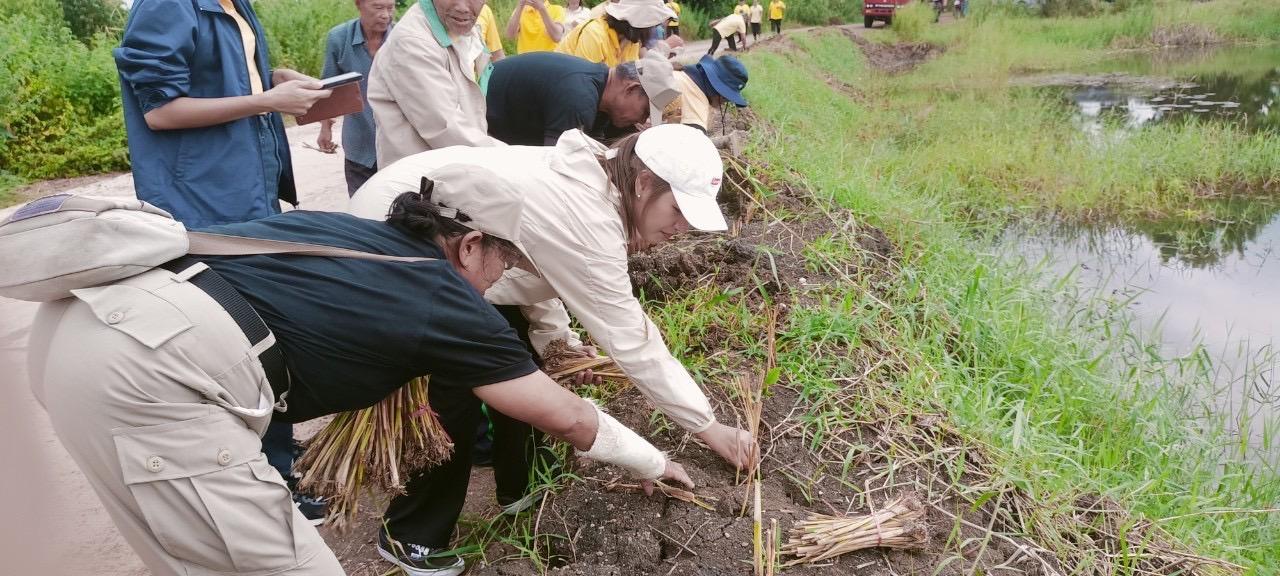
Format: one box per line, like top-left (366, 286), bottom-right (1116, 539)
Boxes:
top-left (843, 28), bottom-right (943, 74)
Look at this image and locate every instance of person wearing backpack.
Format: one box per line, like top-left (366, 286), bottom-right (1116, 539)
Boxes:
top-left (22, 167), bottom-right (694, 576)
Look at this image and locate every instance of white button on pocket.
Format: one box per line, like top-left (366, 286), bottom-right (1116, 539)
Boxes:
top-left (106, 311), bottom-right (124, 324)
top-left (146, 455), bottom-right (164, 473)
top-left (217, 449), bottom-right (232, 466)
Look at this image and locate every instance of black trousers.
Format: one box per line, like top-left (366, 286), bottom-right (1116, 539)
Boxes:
top-left (343, 159), bottom-right (376, 197)
top-left (382, 305), bottom-right (548, 547)
top-left (750, 21), bottom-right (761, 40)
top-left (770, 18), bottom-right (781, 34)
top-left (708, 29), bottom-right (738, 55)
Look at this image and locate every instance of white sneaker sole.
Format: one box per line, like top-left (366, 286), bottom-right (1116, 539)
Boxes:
top-left (376, 546), bottom-right (465, 576)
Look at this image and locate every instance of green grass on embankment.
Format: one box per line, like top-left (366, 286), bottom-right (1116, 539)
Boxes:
top-left (732, 8), bottom-right (1280, 571)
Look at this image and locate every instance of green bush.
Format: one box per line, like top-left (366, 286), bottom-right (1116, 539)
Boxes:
top-left (677, 4), bottom-right (711, 40)
top-left (60, 0), bottom-right (126, 40)
top-left (787, 0), bottom-right (860, 25)
top-left (255, 0), bottom-right (359, 78)
top-left (891, 1), bottom-right (932, 40)
top-left (0, 14), bottom-right (127, 183)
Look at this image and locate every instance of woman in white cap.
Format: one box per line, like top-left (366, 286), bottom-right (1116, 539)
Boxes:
top-left (555, 0), bottom-right (676, 66)
top-left (349, 125), bottom-right (758, 516)
top-left (27, 166), bottom-right (693, 576)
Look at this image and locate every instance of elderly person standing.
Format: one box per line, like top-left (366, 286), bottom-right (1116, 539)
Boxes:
top-left (317, 0), bottom-right (396, 195)
top-left (368, 0), bottom-right (501, 168)
top-left (556, 0), bottom-right (674, 67)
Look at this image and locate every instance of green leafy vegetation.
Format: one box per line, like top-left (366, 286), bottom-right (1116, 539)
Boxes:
top-left (734, 14), bottom-right (1280, 570)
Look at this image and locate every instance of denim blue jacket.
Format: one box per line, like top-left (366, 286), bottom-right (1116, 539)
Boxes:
top-left (115, 0), bottom-right (296, 228)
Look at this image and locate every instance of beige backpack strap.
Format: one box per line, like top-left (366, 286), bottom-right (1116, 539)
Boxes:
top-left (187, 231), bottom-right (435, 263)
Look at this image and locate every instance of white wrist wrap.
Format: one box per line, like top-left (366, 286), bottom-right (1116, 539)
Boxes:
top-left (576, 401), bottom-right (667, 479)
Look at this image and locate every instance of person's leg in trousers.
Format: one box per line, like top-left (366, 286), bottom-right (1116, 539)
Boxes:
top-left (728, 34), bottom-right (738, 51)
top-left (708, 29), bottom-right (722, 54)
top-left (262, 421), bottom-right (295, 480)
top-left (382, 380), bottom-right (481, 547)
top-left (489, 305), bottom-right (552, 506)
top-left (344, 159), bottom-right (378, 197)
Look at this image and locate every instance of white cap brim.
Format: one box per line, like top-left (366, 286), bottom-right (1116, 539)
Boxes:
top-left (673, 189), bottom-right (728, 231)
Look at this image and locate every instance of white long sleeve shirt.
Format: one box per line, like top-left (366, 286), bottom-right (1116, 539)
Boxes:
top-left (347, 130), bottom-right (717, 432)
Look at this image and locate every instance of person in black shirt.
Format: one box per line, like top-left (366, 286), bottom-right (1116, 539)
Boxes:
top-left (485, 51), bottom-right (675, 145)
top-left (29, 166), bottom-right (692, 576)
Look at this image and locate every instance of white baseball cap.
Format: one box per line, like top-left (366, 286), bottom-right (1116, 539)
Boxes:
top-left (605, 0), bottom-right (677, 29)
top-left (633, 124), bottom-right (728, 232)
top-left (421, 164), bottom-right (540, 275)
top-left (637, 51), bottom-right (680, 126)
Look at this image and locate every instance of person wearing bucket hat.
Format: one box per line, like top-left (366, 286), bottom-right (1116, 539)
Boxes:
top-left (556, 0), bottom-right (675, 66)
top-left (485, 50), bottom-right (679, 146)
top-left (663, 54), bottom-right (749, 132)
top-left (28, 165), bottom-right (695, 576)
top-left (351, 126), bottom-right (760, 516)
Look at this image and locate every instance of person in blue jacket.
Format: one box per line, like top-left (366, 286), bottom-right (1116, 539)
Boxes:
top-left (113, 0), bottom-right (334, 523)
top-left (114, 0), bottom-right (331, 229)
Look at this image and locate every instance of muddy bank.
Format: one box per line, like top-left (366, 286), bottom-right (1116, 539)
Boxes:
top-left (842, 28), bottom-right (943, 74)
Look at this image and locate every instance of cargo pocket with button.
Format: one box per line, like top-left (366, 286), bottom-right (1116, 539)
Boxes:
top-left (114, 411), bottom-right (301, 575)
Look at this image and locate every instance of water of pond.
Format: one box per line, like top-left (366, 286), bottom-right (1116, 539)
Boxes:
top-left (1011, 46), bottom-right (1279, 458)
top-left (1063, 44), bottom-right (1280, 134)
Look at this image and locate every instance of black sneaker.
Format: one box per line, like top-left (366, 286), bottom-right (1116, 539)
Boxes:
top-left (377, 532), bottom-right (465, 576)
top-left (293, 492), bottom-right (327, 527)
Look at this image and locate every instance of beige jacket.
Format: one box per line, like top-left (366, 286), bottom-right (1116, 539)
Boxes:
top-left (347, 131), bottom-right (717, 432)
top-left (367, 3), bottom-right (500, 168)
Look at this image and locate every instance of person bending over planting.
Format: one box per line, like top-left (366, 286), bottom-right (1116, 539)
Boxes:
top-left (349, 125), bottom-right (760, 525)
top-left (28, 167), bottom-right (692, 576)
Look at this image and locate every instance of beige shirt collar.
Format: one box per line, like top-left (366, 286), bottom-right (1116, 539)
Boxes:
top-left (547, 130), bottom-right (619, 210)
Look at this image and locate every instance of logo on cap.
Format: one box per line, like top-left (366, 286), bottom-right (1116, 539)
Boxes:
top-left (711, 177), bottom-right (721, 186)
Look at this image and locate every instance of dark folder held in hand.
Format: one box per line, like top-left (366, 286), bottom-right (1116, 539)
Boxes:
top-left (296, 72), bottom-right (363, 125)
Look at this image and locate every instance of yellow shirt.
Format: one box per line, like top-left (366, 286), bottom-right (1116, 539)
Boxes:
top-left (769, 0), bottom-right (785, 20)
top-left (517, 3), bottom-right (566, 53)
top-left (668, 70), bottom-right (711, 130)
top-left (733, 3), bottom-right (750, 18)
top-left (666, 1), bottom-right (681, 26)
top-left (712, 13), bottom-right (747, 38)
top-left (477, 4), bottom-right (503, 54)
top-left (217, 0), bottom-right (263, 95)
top-left (555, 15), bottom-right (640, 67)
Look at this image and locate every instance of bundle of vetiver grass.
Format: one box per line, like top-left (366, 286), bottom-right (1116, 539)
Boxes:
top-left (294, 377), bottom-right (453, 531)
top-left (782, 493), bottom-right (928, 565)
top-left (542, 339), bottom-right (628, 385)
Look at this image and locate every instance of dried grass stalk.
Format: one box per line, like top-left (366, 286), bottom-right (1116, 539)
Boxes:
top-left (294, 377), bottom-right (453, 531)
top-left (782, 493), bottom-right (928, 565)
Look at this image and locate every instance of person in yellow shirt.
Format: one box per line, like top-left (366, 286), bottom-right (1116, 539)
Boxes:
top-left (665, 0), bottom-right (681, 38)
top-left (556, 0), bottom-right (674, 67)
top-left (478, 3), bottom-right (506, 60)
top-left (768, 0), bottom-right (785, 35)
top-left (733, 0), bottom-right (749, 19)
top-left (505, 0), bottom-right (566, 53)
top-left (707, 12), bottom-right (747, 55)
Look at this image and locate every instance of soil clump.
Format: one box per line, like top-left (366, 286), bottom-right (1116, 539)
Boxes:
top-left (842, 28), bottom-right (943, 74)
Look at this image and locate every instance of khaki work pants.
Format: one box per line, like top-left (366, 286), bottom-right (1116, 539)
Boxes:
top-left (27, 266), bottom-right (343, 576)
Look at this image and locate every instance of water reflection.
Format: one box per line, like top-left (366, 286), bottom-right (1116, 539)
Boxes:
top-left (1004, 202), bottom-right (1280, 455)
top-left (1064, 45), bottom-right (1280, 134)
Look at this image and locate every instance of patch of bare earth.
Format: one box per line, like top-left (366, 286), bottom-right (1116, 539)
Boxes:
top-left (842, 28), bottom-right (943, 74)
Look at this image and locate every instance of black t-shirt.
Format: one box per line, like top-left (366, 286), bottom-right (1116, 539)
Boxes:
top-left (195, 211), bottom-right (538, 422)
top-left (486, 52), bottom-right (610, 146)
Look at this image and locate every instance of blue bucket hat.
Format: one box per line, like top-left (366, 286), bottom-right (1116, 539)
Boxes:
top-left (697, 55), bottom-right (749, 107)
